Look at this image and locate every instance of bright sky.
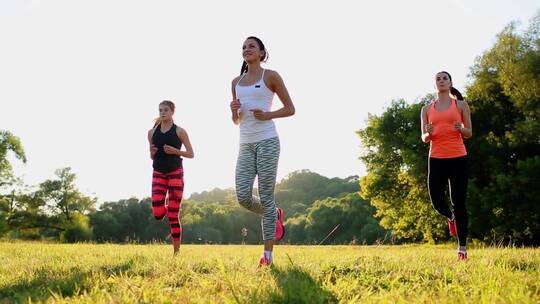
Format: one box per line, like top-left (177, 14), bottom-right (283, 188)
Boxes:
top-left (1, 0), bottom-right (538, 203)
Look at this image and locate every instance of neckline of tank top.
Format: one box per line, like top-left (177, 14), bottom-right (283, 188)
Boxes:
top-left (236, 69), bottom-right (266, 87)
top-left (157, 123), bottom-right (176, 134)
top-left (431, 99), bottom-right (457, 113)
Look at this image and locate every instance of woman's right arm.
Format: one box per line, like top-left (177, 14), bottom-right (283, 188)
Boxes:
top-left (148, 129), bottom-right (157, 160)
top-left (230, 77), bottom-right (241, 125)
top-left (421, 105), bottom-right (432, 143)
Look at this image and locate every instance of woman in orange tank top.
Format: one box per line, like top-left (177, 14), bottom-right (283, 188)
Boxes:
top-left (421, 71), bottom-right (472, 260)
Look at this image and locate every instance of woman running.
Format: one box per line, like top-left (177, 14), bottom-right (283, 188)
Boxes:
top-left (148, 100), bottom-right (194, 255)
top-left (421, 71), bottom-right (472, 260)
top-left (230, 36), bottom-right (295, 266)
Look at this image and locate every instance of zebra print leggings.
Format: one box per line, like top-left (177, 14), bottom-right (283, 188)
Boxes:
top-left (235, 136), bottom-right (280, 241)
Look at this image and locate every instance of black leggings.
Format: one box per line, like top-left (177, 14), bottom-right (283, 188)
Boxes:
top-left (428, 156), bottom-right (468, 246)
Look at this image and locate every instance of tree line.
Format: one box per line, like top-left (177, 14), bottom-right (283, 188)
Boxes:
top-left (0, 166), bottom-right (387, 244)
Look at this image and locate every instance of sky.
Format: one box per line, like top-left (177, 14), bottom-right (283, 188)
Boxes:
top-left (1, 0), bottom-right (538, 203)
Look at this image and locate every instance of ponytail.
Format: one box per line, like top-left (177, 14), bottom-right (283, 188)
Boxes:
top-left (152, 118), bottom-right (161, 129)
top-left (450, 87), bottom-right (464, 101)
top-left (240, 61), bottom-right (248, 75)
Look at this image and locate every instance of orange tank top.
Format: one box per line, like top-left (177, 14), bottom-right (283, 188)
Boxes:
top-left (427, 99), bottom-right (467, 158)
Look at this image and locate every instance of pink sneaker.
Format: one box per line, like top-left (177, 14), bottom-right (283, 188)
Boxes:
top-left (458, 251), bottom-right (467, 261)
top-left (275, 207), bottom-right (285, 241)
top-left (448, 218), bottom-right (457, 237)
top-left (259, 256), bottom-right (272, 267)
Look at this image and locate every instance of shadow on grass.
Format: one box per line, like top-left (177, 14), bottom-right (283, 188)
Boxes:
top-left (0, 258), bottom-right (139, 303)
top-left (267, 265), bottom-right (337, 304)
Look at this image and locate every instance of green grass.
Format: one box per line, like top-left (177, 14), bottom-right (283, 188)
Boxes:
top-left (0, 243), bottom-right (538, 303)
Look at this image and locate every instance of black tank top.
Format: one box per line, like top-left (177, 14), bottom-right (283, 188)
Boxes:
top-left (152, 123), bottom-right (183, 173)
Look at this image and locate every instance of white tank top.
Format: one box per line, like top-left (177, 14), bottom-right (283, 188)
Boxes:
top-left (235, 69), bottom-right (278, 143)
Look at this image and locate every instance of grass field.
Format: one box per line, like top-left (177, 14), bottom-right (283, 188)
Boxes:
top-left (0, 243), bottom-right (539, 303)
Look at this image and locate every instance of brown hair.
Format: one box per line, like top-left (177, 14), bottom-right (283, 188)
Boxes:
top-left (153, 100), bottom-right (175, 128)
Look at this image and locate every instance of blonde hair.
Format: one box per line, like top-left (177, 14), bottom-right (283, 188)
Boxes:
top-left (153, 100), bottom-right (176, 128)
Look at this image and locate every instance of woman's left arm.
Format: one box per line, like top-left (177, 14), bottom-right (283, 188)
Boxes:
top-left (164, 127), bottom-right (195, 158)
top-left (252, 70), bottom-right (295, 121)
top-left (457, 100), bottom-right (472, 139)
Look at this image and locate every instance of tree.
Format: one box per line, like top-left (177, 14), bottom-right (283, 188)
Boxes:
top-left (7, 167), bottom-right (97, 241)
top-left (0, 130), bottom-right (26, 187)
top-left (36, 168), bottom-right (96, 221)
top-left (90, 198), bottom-right (169, 243)
top-left (357, 97), bottom-right (447, 242)
top-left (0, 131), bottom-right (26, 237)
top-left (61, 213), bottom-right (93, 242)
top-left (275, 169), bottom-right (360, 216)
top-left (189, 188), bottom-right (236, 203)
top-left (302, 193), bottom-right (387, 245)
top-left (464, 14), bottom-right (540, 244)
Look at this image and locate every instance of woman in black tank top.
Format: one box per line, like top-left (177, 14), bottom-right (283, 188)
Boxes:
top-left (147, 100), bottom-right (194, 255)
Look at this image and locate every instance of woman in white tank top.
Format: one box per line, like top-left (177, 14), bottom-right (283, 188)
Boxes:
top-left (229, 36), bottom-right (295, 267)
